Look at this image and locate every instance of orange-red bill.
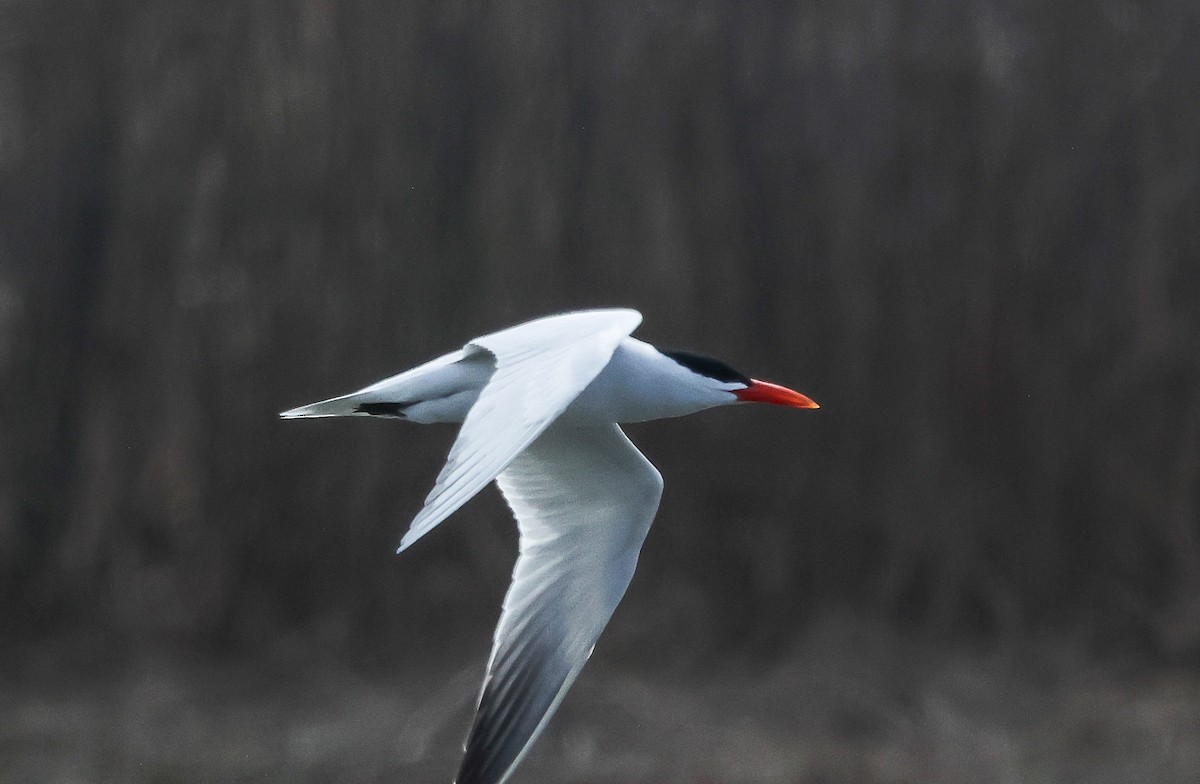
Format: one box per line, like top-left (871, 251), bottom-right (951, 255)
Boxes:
top-left (734, 379), bottom-right (819, 409)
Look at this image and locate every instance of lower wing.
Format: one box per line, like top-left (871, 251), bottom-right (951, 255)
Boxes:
top-left (455, 422), bottom-right (663, 784)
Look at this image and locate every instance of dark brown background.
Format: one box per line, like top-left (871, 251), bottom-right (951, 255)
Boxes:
top-left (2, 2), bottom-right (1198, 782)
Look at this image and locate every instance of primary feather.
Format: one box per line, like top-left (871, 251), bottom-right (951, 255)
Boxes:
top-left (457, 422), bottom-right (661, 784)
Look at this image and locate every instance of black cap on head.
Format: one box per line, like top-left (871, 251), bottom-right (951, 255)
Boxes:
top-left (661, 349), bottom-right (751, 385)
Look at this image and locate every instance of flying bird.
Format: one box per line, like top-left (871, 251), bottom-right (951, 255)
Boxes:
top-left (280, 308), bottom-right (818, 784)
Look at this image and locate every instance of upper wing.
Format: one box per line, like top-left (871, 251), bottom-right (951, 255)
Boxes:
top-left (455, 423), bottom-right (663, 784)
top-left (397, 309), bottom-right (642, 552)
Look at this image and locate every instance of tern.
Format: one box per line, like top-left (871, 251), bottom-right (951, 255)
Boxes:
top-left (281, 308), bottom-right (818, 784)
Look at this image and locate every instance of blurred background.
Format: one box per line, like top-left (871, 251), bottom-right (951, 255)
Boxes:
top-left (2, 1), bottom-right (1199, 782)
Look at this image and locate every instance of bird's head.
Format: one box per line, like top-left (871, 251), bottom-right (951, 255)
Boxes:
top-left (660, 350), bottom-right (819, 410)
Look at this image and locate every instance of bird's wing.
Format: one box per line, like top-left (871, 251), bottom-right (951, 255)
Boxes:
top-left (455, 422), bottom-right (663, 784)
top-left (397, 308), bottom-right (642, 552)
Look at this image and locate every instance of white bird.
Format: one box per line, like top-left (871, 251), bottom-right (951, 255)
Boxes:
top-left (280, 308), bottom-right (818, 784)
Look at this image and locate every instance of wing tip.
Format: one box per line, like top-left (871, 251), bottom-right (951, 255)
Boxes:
top-left (397, 517), bottom-right (432, 553)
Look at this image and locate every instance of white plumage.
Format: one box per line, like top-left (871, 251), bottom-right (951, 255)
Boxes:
top-left (281, 308), bottom-right (817, 784)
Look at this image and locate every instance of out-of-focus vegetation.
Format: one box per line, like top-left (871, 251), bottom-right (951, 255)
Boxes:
top-left (2, 0), bottom-right (1198, 667)
top-left (4, 2), bottom-right (1199, 780)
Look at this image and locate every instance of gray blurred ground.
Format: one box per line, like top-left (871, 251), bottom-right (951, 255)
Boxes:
top-left (2, 1), bottom-right (1199, 781)
top-left (3, 616), bottom-right (1199, 783)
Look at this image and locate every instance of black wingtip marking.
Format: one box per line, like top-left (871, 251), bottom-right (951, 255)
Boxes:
top-left (661, 349), bottom-right (751, 385)
top-left (353, 402), bottom-right (408, 417)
